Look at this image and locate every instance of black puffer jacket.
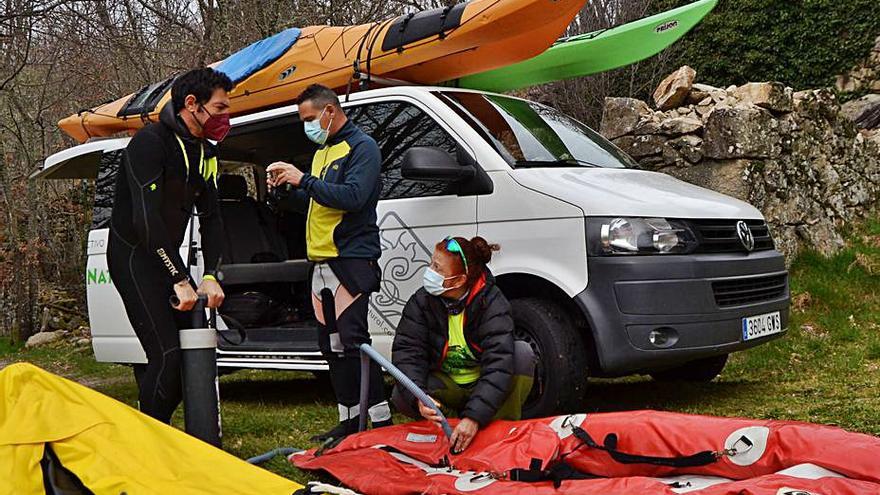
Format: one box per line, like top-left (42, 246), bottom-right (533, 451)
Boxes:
top-left (392, 271), bottom-right (514, 427)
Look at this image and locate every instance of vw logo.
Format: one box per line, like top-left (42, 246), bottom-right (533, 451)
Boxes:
top-left (736, 221), bottom-right (755, 252)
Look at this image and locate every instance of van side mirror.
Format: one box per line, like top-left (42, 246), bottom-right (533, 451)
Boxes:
top-left (401, 147), bottom-right (475, 182)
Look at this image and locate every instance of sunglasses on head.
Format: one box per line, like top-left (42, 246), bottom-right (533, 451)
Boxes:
top-left (444, 236), bottom-right (468, 274)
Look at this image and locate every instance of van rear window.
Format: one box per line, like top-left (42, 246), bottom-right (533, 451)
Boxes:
top-left (91, 150), bottom-right (122, 230)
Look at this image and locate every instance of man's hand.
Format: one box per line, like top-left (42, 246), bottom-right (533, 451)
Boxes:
top-left (418, 396), bottom-right (444, 425)
top-left (172, 281), bottom-right (198, 311)
top-left (450, 418), bottom-right (479, 454)
top-left (198, 278), bottom-right (225, 309)
top-left (267, 161), bottom-right (305, 188)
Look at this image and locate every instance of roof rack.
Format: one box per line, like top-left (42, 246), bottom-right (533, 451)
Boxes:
top-left (344, 71), bottom-right (420, 101)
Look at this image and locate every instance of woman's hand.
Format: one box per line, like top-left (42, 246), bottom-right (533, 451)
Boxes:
top-left (418, 396), bottom-right (444, 425)
top-left (450, 418), bottom-right (479, 454)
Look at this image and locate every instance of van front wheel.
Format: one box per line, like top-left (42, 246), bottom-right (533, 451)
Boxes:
top-left (650, 354), bottom-right (729, 382)
top-left (511, 298), bottom-right (588, 419)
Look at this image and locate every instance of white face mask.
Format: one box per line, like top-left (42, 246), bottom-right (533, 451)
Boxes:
top-left (423, 268), bottom-right (463, 296)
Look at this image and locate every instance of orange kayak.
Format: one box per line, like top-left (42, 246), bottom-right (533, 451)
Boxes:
top-left (59, 0), bottom-right (586, 142)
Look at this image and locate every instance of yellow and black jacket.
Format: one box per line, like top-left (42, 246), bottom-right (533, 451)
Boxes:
top-left (281, 120), bottom-right (382, 262)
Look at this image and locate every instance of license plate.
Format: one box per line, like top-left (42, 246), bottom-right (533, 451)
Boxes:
top-left (742, 311), bottom-right (783, 341)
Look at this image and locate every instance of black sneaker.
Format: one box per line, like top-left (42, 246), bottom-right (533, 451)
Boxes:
top-left (371, 418), bottom-right (393, 429)
top-left (309, 418), bottom-right (359, 443)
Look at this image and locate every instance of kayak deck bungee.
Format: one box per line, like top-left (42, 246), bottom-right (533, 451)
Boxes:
top-left (453, 0), bottom-right (718, 92)
top-left (59, 0), bottom-right (587, 143)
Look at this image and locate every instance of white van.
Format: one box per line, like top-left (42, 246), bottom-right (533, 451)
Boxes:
top-left (39, 86), bottom-right (789, 417)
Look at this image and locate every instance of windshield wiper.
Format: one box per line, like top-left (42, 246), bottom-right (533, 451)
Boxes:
top-left (515, 158), bottom-right (602, 168)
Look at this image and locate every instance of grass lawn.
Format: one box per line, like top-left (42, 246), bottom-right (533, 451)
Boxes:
top-left (2, 218), bottom-right (879, 484)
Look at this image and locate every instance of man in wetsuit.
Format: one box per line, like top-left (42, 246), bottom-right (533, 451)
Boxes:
top-left (267, 84), bottom-right (391, 441)
top-left (108, 68), bottom-right (233, 423)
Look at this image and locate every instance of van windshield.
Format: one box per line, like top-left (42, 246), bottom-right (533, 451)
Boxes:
top-left (438, 91), bottom-right (638, 169)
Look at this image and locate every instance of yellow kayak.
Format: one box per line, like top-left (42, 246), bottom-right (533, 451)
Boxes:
top-left (59, 0), bottom-right (587, 142)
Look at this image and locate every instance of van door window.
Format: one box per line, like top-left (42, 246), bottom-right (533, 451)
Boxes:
top-left (91, 150), bottom-right (123, 230)
top-left (438, 91), bottom-right (638, 169)
top-left (348, 102), bottom-right (459, 200)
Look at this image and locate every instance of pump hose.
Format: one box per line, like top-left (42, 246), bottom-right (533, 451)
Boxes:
top-left (246, 447), bottom-right (303, 465)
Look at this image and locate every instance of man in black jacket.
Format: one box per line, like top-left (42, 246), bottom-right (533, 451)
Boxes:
top-left (108, 68), bottom-right (232, 423)
top-left (391, 236), bottom-right (535, 453)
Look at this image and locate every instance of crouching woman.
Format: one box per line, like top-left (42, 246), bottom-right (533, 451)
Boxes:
top-left (391, 236), bottom-right (534, 453)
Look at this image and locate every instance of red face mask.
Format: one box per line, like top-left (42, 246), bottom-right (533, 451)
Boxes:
top-left (195, 105), bottom-right (231, 142)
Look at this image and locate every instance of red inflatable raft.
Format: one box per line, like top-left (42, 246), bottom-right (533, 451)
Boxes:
top-left (292, 410), bottom-right (880, 494)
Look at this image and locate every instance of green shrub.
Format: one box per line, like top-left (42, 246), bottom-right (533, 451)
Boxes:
top-left (652, 0), bottom-right (880, 89)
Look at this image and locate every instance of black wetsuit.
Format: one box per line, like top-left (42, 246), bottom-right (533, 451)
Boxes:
top-left (107, 102), bottom-right (223, 423)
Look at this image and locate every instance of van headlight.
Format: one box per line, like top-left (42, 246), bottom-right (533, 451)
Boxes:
top-left (588, 217), bottom-right (697, 255)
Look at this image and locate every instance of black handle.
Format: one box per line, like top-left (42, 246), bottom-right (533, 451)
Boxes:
top-left (169, 293), bottom-right (208, 308)
top-left (169, 294), bottom-right (210, 328)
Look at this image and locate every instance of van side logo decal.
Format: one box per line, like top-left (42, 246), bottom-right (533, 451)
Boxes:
top-left (370, 212), bottom-right (432, 334)
top-left (86, 268), bottom-right (113, 285)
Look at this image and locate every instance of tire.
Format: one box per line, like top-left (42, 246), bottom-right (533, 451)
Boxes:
top-left (511, 297), bottom-right (589, 418)
top-left (650, 354), bottom-right (729, 382)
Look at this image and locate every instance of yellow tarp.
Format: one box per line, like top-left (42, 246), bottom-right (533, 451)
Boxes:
top-left (0, 362), bottom-right (302, 495)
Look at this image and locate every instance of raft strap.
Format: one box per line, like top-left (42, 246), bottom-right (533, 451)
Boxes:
top-left (570, 425), bottom-right (720, 468)
top-left (506, 458), bottom-right (597, 488)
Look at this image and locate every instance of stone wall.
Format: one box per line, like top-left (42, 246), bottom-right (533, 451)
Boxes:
top-left (600, 68), bottom-right (880, 262)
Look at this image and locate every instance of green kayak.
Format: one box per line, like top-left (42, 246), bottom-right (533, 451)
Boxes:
top-left (452, 0), bottom-right (717, 92)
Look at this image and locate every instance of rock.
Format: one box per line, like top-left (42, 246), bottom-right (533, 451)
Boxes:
top-left (662, 145), bottom-right (682, 165)
top-left (659, 116), bottom-right (703, 136)
top-left (632, 120), bottom-right (662, 135)
top-left (695, 104), bottom-right (713, 118)
top-left (836, 74), bottom-right (859, 93)
top-left (612, 134), bottom-right (666, 158)
top-left (703, 105), bottom-right (777, 159)
top-left (667, 159), bottom-right (751, 201)
top-left (732, 82), bottom-right (793, 113)
top-left (653, 66), bottom-right (696, 110)
top-left (600, 97), bottom-right (652, 139)
top-left (25, 331), bottom-right (63, 348)
top-left (841, 94), bottom-right (880, 129)
top-left (796, 221), bottom-right (846, 257)
top-left (75, 338), bottom-right (92, 346)
top-left (668, 135), bottom-right (704, 164)
top-left (687, 89), bottom-right (710, 104)
top-left (692, 83), bottom-right (722, 93)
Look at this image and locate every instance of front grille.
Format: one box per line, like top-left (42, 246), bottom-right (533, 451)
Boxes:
top-left (712, 273), bottom-right (787, 307)
top-left (690, 219), bottom-right (775, 253)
